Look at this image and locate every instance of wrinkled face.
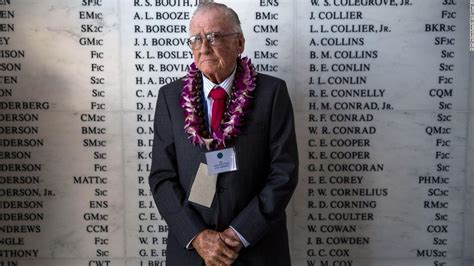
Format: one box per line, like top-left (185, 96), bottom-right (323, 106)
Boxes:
top-left (190, 8), bottom-right (245, 83)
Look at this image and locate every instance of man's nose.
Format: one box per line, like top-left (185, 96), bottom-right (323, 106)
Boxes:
top-left (200, 39), bottom-right (212, 54)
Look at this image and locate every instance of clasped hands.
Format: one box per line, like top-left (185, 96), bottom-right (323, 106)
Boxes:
top-left (192, 228), bottom-right (243, 266)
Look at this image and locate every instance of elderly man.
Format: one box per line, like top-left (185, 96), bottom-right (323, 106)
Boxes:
top-left (149, 2), bottom-right (298, 265)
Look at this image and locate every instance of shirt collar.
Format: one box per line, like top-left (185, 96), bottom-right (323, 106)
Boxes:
top-left (202, 67), bottom-right (236, 98)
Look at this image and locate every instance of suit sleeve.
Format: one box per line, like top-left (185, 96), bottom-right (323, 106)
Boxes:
top-left (230, 80), bottom-right (299, 246)
top-left (149, 87), bottom-right (207, 248)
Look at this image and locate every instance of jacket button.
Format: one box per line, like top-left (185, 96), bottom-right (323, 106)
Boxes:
top-left (216, 186), bottom-right (224, 193)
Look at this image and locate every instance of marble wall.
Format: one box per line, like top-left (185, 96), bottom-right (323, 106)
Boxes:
top-left (0, 0), bottom-right (472, 265)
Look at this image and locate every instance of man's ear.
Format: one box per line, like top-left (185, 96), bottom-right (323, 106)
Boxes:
top-left (238, 35), bottom-right (245, 54)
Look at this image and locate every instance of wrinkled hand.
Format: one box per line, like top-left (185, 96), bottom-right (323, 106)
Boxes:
top-left (219, 228), bottom-right (243, 253)
top-left (192, 229), bottom-right (238, 266)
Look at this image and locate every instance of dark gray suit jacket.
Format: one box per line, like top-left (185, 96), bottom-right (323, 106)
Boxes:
top-left (149, 73), bottom-right (298, 265)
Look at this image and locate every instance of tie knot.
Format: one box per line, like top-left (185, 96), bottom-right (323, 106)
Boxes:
top-left (209, 87), bottom-right (227, 101)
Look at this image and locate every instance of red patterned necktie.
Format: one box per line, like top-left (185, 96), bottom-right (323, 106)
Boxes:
top-left (209, 86), bottom-right (228, 133)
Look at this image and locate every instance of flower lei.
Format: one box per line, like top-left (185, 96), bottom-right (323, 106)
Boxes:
top-left (180, 57), bottom-right (257, 150)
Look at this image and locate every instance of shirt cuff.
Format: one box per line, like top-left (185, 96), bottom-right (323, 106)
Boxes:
top-left (186, 234), bottom-right (197, 250)
top-left (229, 226), bottom-right (250, 247)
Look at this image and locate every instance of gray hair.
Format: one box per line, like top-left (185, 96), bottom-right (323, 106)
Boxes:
top-left (190, 2), bottom-right (242, 33)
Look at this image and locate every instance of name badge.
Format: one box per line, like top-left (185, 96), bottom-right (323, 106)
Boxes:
top-left (205, 147), bottom-right (238, 175)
